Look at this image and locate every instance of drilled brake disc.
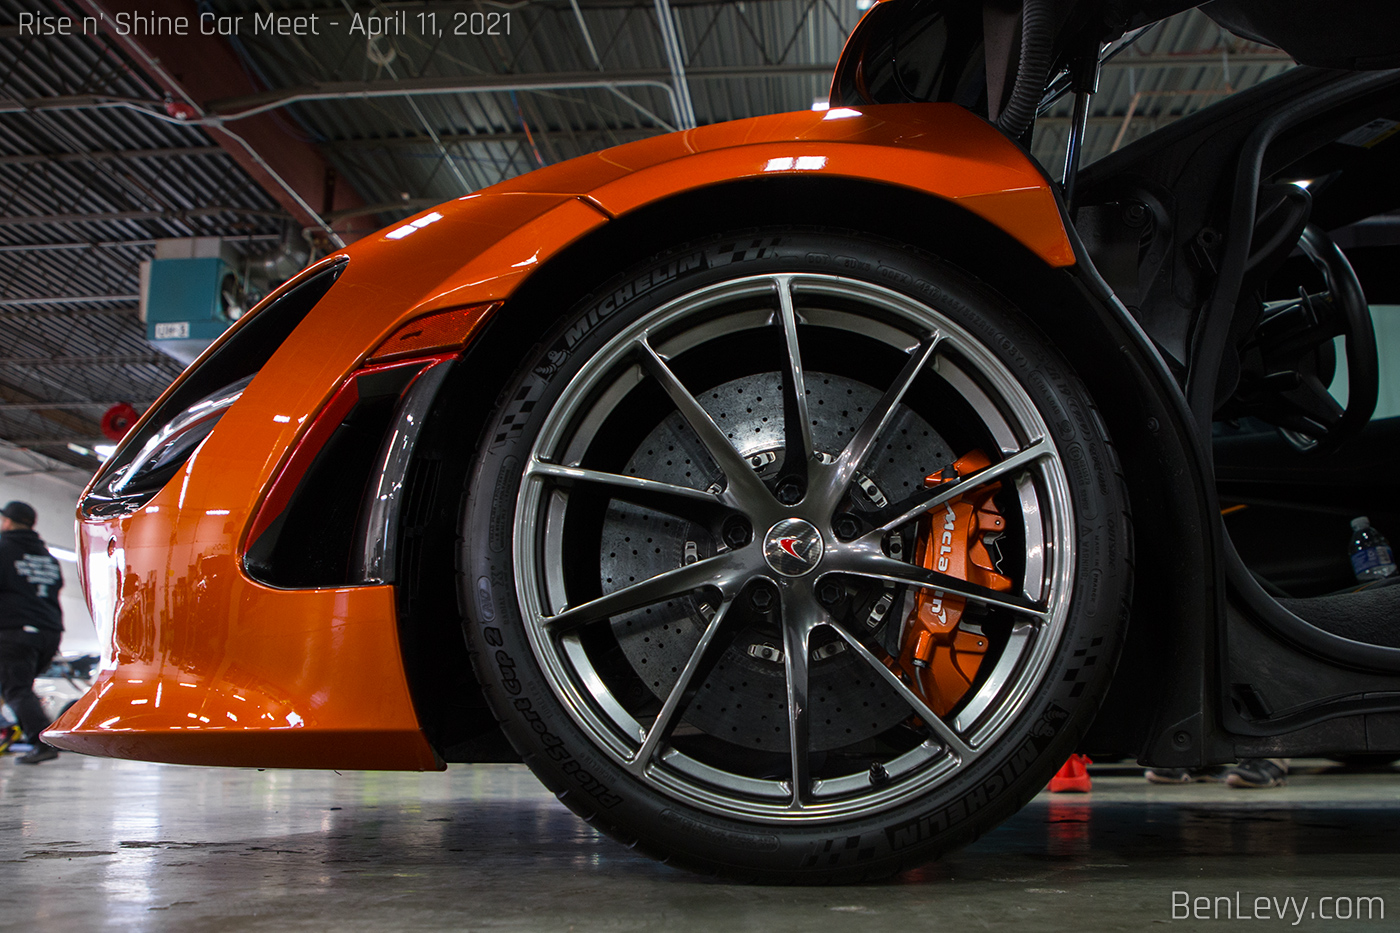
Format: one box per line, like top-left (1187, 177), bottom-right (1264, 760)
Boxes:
top-left (600, 371), bottom-right (955, 751)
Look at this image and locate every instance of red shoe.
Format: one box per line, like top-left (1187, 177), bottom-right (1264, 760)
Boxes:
top-left (1048, 754), bottom-right (1093, 793)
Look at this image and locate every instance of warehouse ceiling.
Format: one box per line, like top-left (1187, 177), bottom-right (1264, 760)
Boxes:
top-left (0, 0), bottom-right (1293, 475)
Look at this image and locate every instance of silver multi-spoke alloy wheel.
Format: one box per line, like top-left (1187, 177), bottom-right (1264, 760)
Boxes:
top-left (512, 271), bottom-right (1075, 821)
top-left (465, 230), bottom-right (1131, 879)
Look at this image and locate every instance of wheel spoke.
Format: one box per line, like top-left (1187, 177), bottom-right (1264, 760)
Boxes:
top-left (866, 439), bottom-right (1055, 535)
top-left (826, 625), bottom-right (976, 760)
top-left (637, 339), bottom-right (773, 509)
top-left (513, 268), bottom-right (1085, 820)
top-left (630, 594), bottom-right (738, 773)
top-left (782, 606), bottom-right (818, 810)
top-left (825, 551), bottom-right (1049, 619)
top-left (542, 551), bottom-right (746, 635)
top-left (774, 275), bottom-right (815, 471)
top-left (814, 333), bottom-right (940, 513)
top-left (526, 461), bottom-right (730, 523)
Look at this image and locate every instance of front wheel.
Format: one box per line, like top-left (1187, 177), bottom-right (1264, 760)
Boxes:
top-left (463, 229), bottom-right (1131, 881)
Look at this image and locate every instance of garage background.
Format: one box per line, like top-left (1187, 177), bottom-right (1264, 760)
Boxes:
top-left (0, 0), bottom-right (1294, 659)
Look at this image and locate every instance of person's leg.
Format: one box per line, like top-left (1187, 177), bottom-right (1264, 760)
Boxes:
top-left (0, 630), bottom-right (53, 744)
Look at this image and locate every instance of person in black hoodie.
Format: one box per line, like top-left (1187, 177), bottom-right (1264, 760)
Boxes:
top-left (0, 501), bottom-right (63, 764)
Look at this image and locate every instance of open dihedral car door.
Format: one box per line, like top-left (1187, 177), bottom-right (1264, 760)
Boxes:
top-left (832, 0), bottom-right (1400, 122)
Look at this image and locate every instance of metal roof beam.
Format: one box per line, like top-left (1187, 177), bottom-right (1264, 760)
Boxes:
top-left (0, 400), bottom-right (152, 411)
top-left (0, 308), bottom-right (136, 320)
top-left (0, 296), bottom-right (140, 307)
top-left (3, 437), bottom-right (105, 448)
top-left (653, 0), bottom-right (697, 129)
top-left (0, 207), bottom-right (286, 226)
top-left (0, 383), bottom-right (100, 440)
top-left (0, 355), bottom-right (173, 367)
top-left (0, 236), bottom-right (280, 253)
top-left (0, 147), bottom-right (225, 167)
top-left (0, 241), bottom-right (153, 252)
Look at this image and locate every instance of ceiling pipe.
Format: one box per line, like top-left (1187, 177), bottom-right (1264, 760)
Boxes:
top-left (569, 0), bottom-right (606, 68)
top-left (651, 0), bottom-right (697, 129)
top-left (205, 76), bottom-right (688, 128)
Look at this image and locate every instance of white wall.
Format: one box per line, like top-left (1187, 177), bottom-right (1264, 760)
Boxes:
top-left (0, 446), bottom-right (99, 656)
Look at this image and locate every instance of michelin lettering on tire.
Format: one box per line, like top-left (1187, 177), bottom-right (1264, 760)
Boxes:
top-left (461, 227), bottom-right (1131, 881)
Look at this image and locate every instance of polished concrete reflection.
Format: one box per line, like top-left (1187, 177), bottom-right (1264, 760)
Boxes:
top-left (1, 756), bottom-right (1398, 931)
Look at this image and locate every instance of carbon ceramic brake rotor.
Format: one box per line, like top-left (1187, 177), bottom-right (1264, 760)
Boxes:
top-left (600, 372), bottom-right (955, 752)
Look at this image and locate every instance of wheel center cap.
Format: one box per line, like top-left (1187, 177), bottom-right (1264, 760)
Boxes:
top-left (763, 518), bottom-right (824, 577)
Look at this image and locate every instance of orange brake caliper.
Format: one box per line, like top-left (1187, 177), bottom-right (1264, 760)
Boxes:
top-left (898, 450), bottom-right (1013, 716)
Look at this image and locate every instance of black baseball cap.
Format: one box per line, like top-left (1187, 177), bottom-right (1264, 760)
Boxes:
top-left (1, 501), bottom-right (36, 526)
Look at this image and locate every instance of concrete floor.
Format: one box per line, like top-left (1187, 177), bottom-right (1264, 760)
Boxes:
top-left (1, 755), bottom-right (1397, 932)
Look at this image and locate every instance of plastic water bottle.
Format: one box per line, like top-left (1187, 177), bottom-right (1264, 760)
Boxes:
top-left (1349, 517), bottom-right (1397, 582)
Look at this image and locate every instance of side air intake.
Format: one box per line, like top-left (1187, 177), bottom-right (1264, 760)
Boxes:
top-left (82, 260), bottom-right (348, 517)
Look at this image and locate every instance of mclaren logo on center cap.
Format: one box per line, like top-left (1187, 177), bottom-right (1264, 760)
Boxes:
top-left (763, 518), bottom-right (823, 576)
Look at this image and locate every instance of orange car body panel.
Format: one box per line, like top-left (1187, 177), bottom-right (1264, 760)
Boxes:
top-left (48, 103), bottom-right (1074, 769)
top-left (47, 193), bottom-right (605, 770)
top-left (485, 103), bottom-right (1074, 267)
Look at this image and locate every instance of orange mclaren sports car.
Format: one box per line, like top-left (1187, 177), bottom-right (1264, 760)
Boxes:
top-left (49, 0), bottom-right (1400, 881)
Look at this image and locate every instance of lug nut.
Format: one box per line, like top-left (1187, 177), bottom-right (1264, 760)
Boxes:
top-left (721, 517), bottom-right (752, 549)
top-left (817, 581), bottom-right (843, 606)
top-left (775, 478), bottom-right (803, 505)
top-left (833, 513), bottom-right (860, 540)
top-left (750, 586), bottom-right (774, 610)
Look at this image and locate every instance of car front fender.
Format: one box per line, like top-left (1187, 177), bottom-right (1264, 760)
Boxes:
top-left (407, 102), bottom-right (1073, 319)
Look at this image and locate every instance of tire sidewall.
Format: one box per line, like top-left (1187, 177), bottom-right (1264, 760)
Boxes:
top-left (461, 229), bottom-right (1130, 879)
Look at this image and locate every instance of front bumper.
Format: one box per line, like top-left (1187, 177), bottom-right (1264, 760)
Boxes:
top-left (47, 496), bottom-right (442, 771)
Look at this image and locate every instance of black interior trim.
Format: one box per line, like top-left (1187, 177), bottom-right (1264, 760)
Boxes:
top-left (1286, 578), bottom-right (1400, 648)
top-left (1165, 66), bottom-right (1400, 672)
top-left (1226, 532), bottom-right (1400, 671)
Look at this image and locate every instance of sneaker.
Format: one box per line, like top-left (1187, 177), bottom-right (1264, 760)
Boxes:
top-left (16, 744), bottom-right (58, 765)
top-left (1226, 758), bottom-right (1287, 788)
top-left (0, 724), bottom-right (21, 755)
top-left (1145, 766), bottom-right (1227, 784)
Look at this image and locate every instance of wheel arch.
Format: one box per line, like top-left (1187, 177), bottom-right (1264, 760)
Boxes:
top-left (398, 174), bottom-right (1215, 764)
